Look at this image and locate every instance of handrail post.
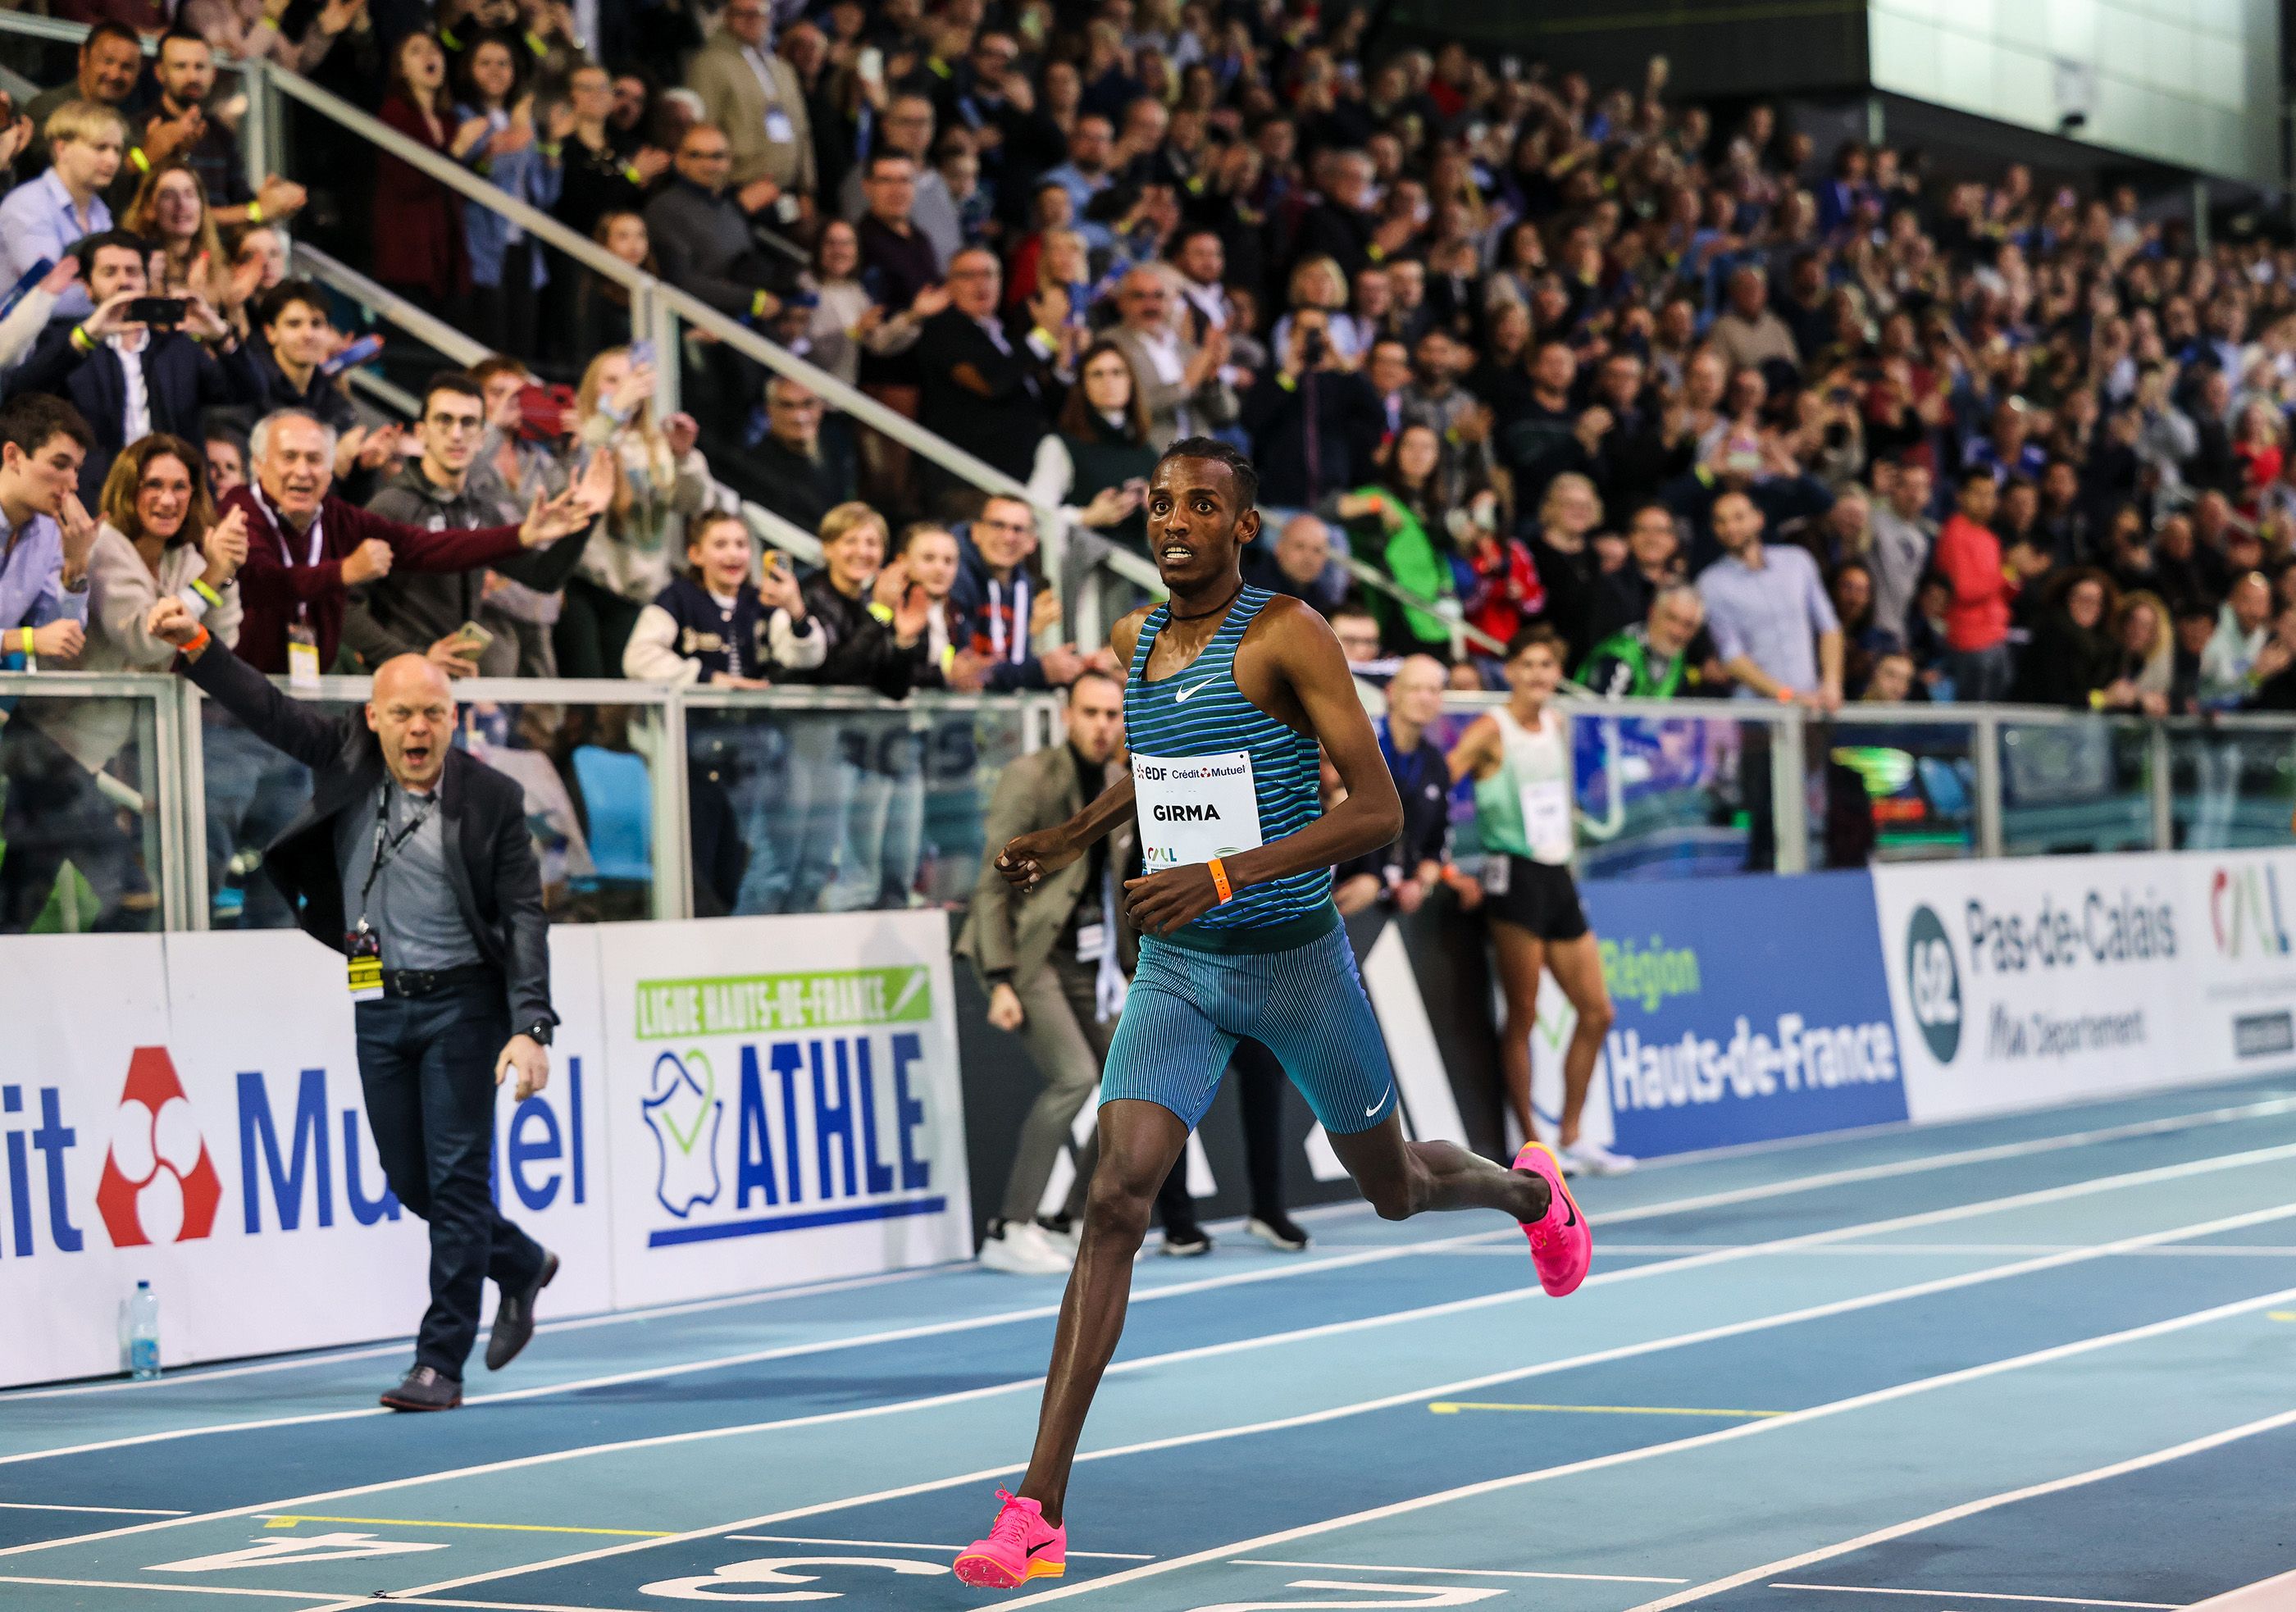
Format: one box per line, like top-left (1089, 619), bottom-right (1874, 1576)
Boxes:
top-left (1975, 712), bottom-right (2004, 858)
top-left (180, 683), bottom-right (212, 930)
top-left (641, 285), bottom-right (681, 421)
top-left (2148, 719), bottom-right (2174, 851)
top-left (1769, 706), bottom-right (1808, 873)
top-left (152, 681), bottom-right (189, 933)
top-left (653, 690), bottom-right (694, 921)
top-left (241, 58), bottom-right (274, 207)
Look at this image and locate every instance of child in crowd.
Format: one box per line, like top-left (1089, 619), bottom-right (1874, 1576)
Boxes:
top-left (622, 512), bottom-right (822, 685)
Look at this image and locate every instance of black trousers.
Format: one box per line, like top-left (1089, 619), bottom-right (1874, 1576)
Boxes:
top-left (353, 977), bottom-right (546, 1378)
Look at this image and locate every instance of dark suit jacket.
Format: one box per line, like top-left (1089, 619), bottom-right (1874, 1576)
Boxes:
top-left (7, 327), bottom-right (265, 502)
top-left (915, 307), bottom-right (1053, 484)
top-left (184, 644), bottom-right (556, 1031)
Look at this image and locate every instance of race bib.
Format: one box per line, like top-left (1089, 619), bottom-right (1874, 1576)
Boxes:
top-left (1520, 778), bottom-right (1574, 863)
top-left (1132, 749), bottom-right (1263, 873)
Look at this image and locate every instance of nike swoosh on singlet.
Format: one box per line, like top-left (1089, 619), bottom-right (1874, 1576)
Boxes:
top-left (1173, 680), bottom-right (1213, 702)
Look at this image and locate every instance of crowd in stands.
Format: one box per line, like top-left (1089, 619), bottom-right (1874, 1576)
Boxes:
top-left (9, 0), bottom-right (2296, 927)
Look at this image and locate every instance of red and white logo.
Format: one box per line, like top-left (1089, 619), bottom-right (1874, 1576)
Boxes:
top-left (95, 1048), bottom-right (222, 1246)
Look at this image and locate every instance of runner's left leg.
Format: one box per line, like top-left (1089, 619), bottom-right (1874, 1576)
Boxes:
top-left (1014, 1097), bottom-right (1188, 1525)
top-left (1543, 931), bottom-right (1615, 1150)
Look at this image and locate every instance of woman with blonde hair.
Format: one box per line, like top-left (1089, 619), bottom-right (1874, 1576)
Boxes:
top-left (1271, 254), bottom-right (1364, 364)
top-left (1530, 471), bottom-right (1605, 668)
top-left (554, 345), bottom-right (710, 677)
top-left (2116, 588), bottom-right (2175, 706)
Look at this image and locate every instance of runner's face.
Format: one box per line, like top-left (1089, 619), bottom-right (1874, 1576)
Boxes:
top-left (1146, 458), bottom-right (1256, 590)
top-left (1506, 644), bottom-right (1560, 702)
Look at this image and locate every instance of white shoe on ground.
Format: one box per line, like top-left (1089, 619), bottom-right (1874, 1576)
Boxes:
top-left (1561, 1139), bottom-right (1637, 1177)
top-left (979, 1219), bottom-right (1074, 1275)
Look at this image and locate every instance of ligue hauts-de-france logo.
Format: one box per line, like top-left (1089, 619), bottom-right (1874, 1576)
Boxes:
top-left (641, 1049), bottom-right (724, 1218)
top-left (1905, 904), bottom-right (1962, 1063)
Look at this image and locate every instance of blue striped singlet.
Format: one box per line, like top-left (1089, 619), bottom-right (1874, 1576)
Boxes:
top-left (1125, 585), bottom-right (1334, 949)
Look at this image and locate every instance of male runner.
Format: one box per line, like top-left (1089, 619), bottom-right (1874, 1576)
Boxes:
top-left (953, 439), bottom-right (1592, 1589)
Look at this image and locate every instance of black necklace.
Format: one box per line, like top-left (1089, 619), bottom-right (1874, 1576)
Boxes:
top-left (1166, 580), bottom-right (1243, 622)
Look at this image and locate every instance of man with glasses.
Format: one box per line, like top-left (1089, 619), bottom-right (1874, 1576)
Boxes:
top-left (837, 93), bottom-right (962, 268)
top-left (752, 376), bottom-right (854, 534)
top-left (1108, 266), bottom-right (1236, 453)
top-left (685, 0), bottom-right (815, 220)
top-left (917, 248), bottom-right (1059, 496)
top-left (347, 374), bottom-right (599, 679)
top-left (857, 152), bottom-right (942, 303)
top-left (944, 31), bottom-right (1064, 203)
top-left (645, 122), bottom-right (798, 322)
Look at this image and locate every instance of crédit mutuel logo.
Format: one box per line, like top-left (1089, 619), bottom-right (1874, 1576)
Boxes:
top-left (1904, 904), bottom-right (1963, 1063)
top-left (96, 1047), bottom-right (223, 1246)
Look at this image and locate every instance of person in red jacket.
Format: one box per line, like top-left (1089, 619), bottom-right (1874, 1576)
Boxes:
top-left (1933, 467), bottom-right (2019, 703)
top-left (228, 408), bottom-right (608, 673)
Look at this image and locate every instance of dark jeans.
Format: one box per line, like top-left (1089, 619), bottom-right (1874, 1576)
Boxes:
top-left (553, 576), bottom-right (645, 680)
top-left (353, 978), bottom-right (546, 1378)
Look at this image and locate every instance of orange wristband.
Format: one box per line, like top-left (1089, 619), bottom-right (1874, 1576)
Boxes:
top-left (180, 626), bottom-right (211, 659)
top-left (1208, 857), bottom-right (1233, 904)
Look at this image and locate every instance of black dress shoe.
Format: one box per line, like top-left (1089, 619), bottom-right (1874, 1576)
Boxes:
top-left (1159, 1223), bottom-right (1214, 1257)
top-left (1246, 1212), bottom-right (1310, 1252)
top-left (485, 1250), bottom-right (558, 1371)
top-left (380, 1365), bottom-right (462, 1411)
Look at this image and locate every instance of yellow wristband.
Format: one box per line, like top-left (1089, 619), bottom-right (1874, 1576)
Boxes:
top-left (190, 578), bottom-right (224, 608)
top-left (623, 164), bottom-right (645, 185)
top-left (247, 200), bottom-right (264, 225)
top-left (69, 325), bottom-right (95, 354)
top-left (1209, 857), bottom-right (1233, 904)
top-left (129, 146), bottom-right (150, 174)
top-left (866, 601), bottom-right (895, 625)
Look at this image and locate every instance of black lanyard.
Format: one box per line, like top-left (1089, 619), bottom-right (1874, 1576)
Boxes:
top-left (358, 785), bottom-right (435, 926)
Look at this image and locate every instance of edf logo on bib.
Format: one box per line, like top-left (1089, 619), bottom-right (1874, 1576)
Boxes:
top-left (1905, 904), bottom-right (1961, 1063)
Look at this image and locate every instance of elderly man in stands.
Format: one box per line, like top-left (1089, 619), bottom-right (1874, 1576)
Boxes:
top-left (1105, 266), bottom-right (1234, 453)
top-left (1242, 512), bottom-right (1348, 614)
top-left (226, 409), bottom-right (608, 675)
top-left (916, 248), bottom-right (1058, 496)
top-left (750, 376), bottom-right (854, 535)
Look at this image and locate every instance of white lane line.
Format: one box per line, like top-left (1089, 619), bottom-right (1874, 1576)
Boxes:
top-left (16, 1155), bottom-right (2291, 1578)
top-left (0, 1576), bottom-right (339, 1601)
top-left (1003, 1286), bottom-right (2296, 1607)
top-left (268, 1192), bottom-right (2296, 1612)
top-left (1236, 1559), bottom-right (1688, 1585)
top-left (0, 1503), bottom-right (189, 1517)
top-left (1624, 1405), bottom-right (2296, 1612)
top-left (7, 1090), bottom-right (2277, 1420)
top-left (1769, 1583), bottom-right (2176, 1607)
top-left (721, 1534), bottom-right (1156, 1561)
top-left (0, 1265), bottom-right (953, 1404)
top-left (2187, 1567), bottom-right (2296, 1609)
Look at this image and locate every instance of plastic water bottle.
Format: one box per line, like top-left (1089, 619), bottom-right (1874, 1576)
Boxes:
top-left (127, 1282), bottom-right (162, 1380)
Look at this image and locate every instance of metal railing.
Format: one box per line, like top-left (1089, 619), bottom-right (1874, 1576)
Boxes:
top-left (6, 669), bottom-right (2291, 937)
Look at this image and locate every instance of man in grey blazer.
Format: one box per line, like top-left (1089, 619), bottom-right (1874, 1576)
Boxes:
top-left (957, 670), bottom-right (1137, 1274)
top-left (1105, 267), bottom-right (1238, 453)
top-left (684, 0), bottom-right (816, 212)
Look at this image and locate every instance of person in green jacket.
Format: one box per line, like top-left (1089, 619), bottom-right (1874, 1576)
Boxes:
top-left (1578, 583), bottom-right (1705, 699)
top-left (1331, 421), bottom-right (1456, 653)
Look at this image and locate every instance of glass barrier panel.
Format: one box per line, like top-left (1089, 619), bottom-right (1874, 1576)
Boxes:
top-left (199, 691), bottom-right (663, 927)
top-left (0, 691), bottom-right (166, 934)
top-left (1817, 717), bottom-right (1978, 865)
top-left (1998, 717), bottom-right (2152, 857)
top-left (1558, 706), bottom-right (1765, 881)
top-left (683, 699), bottom-right (1030, 917)
top-left (2171, 726), bottom-right (2296, 850)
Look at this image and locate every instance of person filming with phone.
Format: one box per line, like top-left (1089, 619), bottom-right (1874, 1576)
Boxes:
top-left (4, 230), bottom-right (263, 503)
top-left (140, 591), bottom-right (567, 1413)
top-left (347, 372), bottom-right (601, 678)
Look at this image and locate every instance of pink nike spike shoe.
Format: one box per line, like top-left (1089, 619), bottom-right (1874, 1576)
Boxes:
top-left (1514, 1141), bottom-right (1592, 1296)
top-left (954, 1489), bottom-right (1067, 1588)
